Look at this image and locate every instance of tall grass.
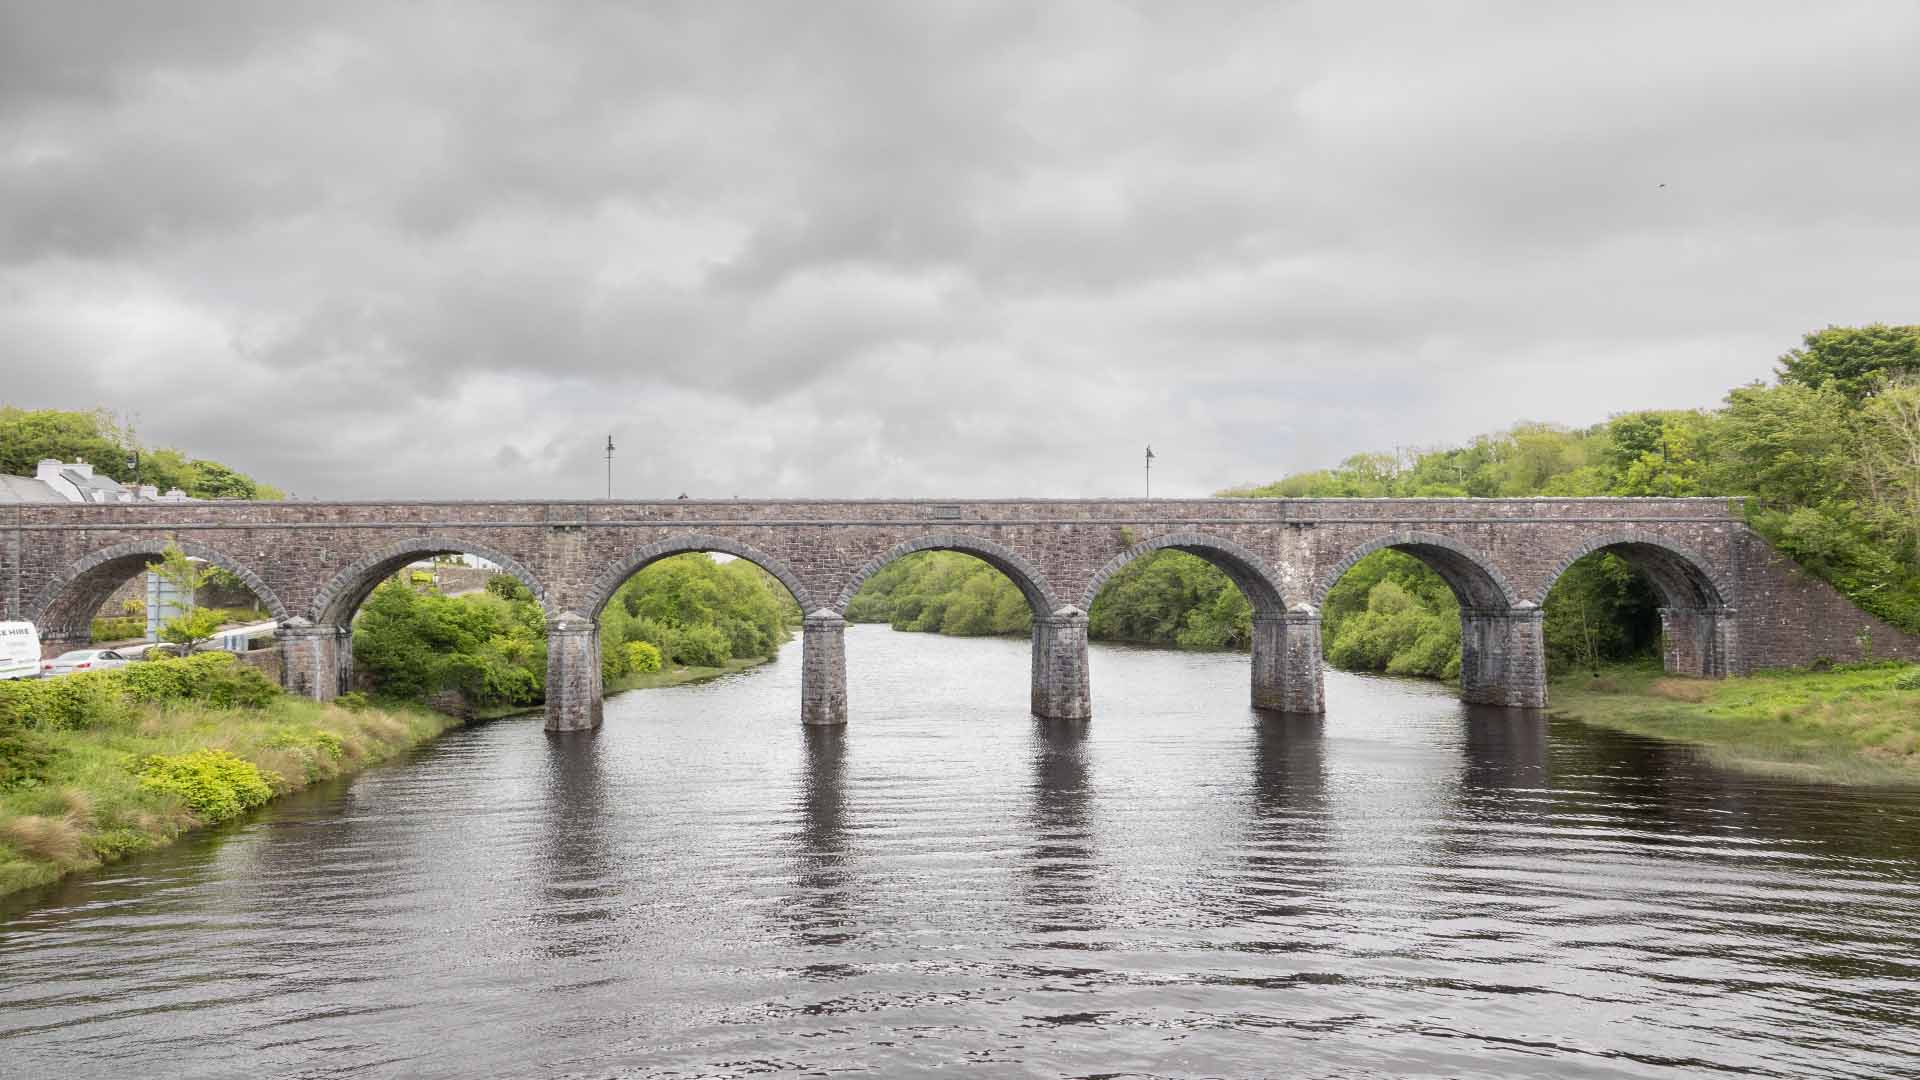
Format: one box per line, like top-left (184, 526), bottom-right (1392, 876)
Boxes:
top-left (1553, 661), bottom-right (1920, 785)
top-left (0, 695), bottom-right (461, 897)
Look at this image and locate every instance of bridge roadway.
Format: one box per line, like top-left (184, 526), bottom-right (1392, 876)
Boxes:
top-left (7, 497), bottom-right (1917, 730)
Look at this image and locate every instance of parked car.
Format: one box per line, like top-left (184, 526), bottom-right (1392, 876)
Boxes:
top-left (40, 649), bottom-right (137, 676)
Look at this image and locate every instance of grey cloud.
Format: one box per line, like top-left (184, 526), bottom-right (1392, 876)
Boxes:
top-left (2, 1), bottom-right (1918, 500)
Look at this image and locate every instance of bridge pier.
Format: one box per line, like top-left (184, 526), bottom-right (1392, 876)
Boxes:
top-left (1031, 607), bottom-right (1091, 720)
top-left (1661, 606), bottom-right (1736, 677)
top-left (1252, 609), bottom-right (1325, 713)
top-left (278, 620), bottom-right (350, 701)
top-left (802, 611), bottom-right (848, 725)
top-left (1459, 606), bottom-right (1547, 708)
top-left (545, 612), bottom-right (603, 732)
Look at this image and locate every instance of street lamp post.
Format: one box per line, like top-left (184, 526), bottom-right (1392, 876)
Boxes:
top-left (604, 434), bottom-right (615, 500)
top-left (1145, 445), bottom-right (1155, 500)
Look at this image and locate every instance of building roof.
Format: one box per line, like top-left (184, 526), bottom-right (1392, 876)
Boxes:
top-left (60, 467), bottom-right (129, 503)
top-left (0, 474), bottom-right (63, 503)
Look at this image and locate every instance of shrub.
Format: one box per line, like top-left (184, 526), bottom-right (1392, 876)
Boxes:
top-left (600, 640), bottom-right (629, 682)
top-left (673, 624), bottom-right (733, 668)
top-left (120, 656), bottom-right (194, 701)
top-left (625, 640), bottom-right (662, 673)
top-left (334, 691), bottom-right (371, 712)
top-left (124, 652), bottom-right (275, 709)
top-left (1893, 668), bottom-right (1920, 691)
top-left (0, 671), bottom-right (132, 731)
top-left (485, 575), bottom-right (533, 602)
top-left (90, 615), bottom-right (145, 642)
top-left (0, 653), bottom-right (278, 731)
top-left (137, 750), bottom-right (278, 822)
top-left (0, 728), bottom-right (59, 791)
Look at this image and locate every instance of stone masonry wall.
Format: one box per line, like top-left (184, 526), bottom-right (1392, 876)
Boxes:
top-left (6, 498), bottom-right (1916, 677)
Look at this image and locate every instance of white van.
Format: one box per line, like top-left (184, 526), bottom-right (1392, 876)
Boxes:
top-left (0, 622), bottom-right (42, 681)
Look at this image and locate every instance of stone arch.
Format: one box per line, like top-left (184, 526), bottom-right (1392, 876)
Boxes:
top-left (588, 532), bottom-right (816, 618)
top-left (834, 532), bottom-right (1060, 616)
top-left (1537, 531), bottom-right (1732, 609)
top-left (1313, 531), bottom-right (1517, 612)
top-left (30, 538), bottom-right (291, 639)
top-left (309, 536), bottom-right (552, 625)
top-left (1079, 530), bottom-right (1289, 616)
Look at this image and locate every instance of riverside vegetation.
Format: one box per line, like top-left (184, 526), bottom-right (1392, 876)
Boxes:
top-left (350, 553), bottom-right (799, 714)
top-left (851, 325), bottom-right (1920, 678)
top-left (0, 553), bottom-right (798, 898)
top-left (844, 325), bottom-right (1920, 781)
top-left (0, 652), bottom-right (460, 898)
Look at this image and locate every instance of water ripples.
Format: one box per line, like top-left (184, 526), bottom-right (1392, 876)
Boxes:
top-left (4, 627), bottom-right (1920, 1078)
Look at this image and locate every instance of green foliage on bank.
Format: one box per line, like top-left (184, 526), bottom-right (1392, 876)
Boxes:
top-left (0, 406), bottom-right (284, 500)
top-left (598, 554), bottom-right (798, 682)
top-left (136, 749), bottom-right (277, 822)
top-left (0, 659), bottom-right (458, 897)
top-left (1088, 551), bottom-right (1253, 649)
top-left (845, 551), bottom-right (1033, 636)
top-left (350, 554), bottom-right (798, 709)
top-left (352, 578), bottom-right (549, 710)
top-left (1553, 661), bottom-right (1920, 785)
top-left (0, 652), bottom-right (279, 730)
top-left (1225, 323), bottom-right (1920, 647)
top-left (842, 325), bottom-right (1920, 682)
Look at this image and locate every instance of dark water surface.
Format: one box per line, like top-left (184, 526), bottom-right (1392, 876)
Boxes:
top-left (4, 627), bottom-right (1920, 1079)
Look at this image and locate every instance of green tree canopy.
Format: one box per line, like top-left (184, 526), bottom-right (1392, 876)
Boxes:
top-left (1776, 324), bottom-right (1920, 401)
top-left (0, 407), bottom-right (283, 500)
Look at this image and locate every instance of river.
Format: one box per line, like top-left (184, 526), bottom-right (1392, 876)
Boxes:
top-left (3, 626), bottom-right (1919, 1078)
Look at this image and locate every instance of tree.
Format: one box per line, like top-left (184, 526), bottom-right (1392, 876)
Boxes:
top-left (1777, 324), bottom-right (1920, 401)
top-left (0, 407), bottom-right (129, 480)
top-left (160, 608), bottom-right (224, 656)
top-left (152, 543), bottom-right (215, 600)
top-left (0, 407), bottom-right (284, 499)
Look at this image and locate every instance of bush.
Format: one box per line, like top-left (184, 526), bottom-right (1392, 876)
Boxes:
top-left (124, 652), bottom-right (276, 709)
top-left (334, 691), bottom-right (371, 712)
top-left (600, 639), bottom-right (629, 682)
top-left (1893, 668), bottom-right (1920, 691)
top-left (486, 575), bottom-right (533, 602)
top-left (625, 640), bottom-right (662, 673)
top-left (0, 653), bottom-right (277, 731)
top-left (90, 615), bottom-right (145, 642)
top-left (673, 624), bottom-right (733, 668)
top-left (137, 749), bottom-right (278, 822)
top-left (0, 671), bottom-right (132, 731)
top-left (0, 728), bottom-right (58, 791)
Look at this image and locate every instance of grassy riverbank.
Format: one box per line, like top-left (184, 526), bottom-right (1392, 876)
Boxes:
top-left (1, 665), bottom-right (460, 899)
top-left (606, 657), bottom-right (770, 695)
top-left (1551, 661), bottom-right (1920, 785)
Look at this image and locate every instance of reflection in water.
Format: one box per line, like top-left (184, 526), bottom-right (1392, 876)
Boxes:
top-left (1023, 718), bottom-right (1098, 932)
top-left (1458, 706), bottom-right (1550, 793)
top-left (1237, 710), bottom-right (1331, 922)
top-left (788, 724), bottom-right (854, 947)
top-left (5, 630), bottom-right (1920, 1079)
top-left (533, 729), bottom-right (616, 957)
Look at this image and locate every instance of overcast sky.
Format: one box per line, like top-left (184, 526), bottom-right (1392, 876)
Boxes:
top-left (2, 2), bottom-right (1916, 500)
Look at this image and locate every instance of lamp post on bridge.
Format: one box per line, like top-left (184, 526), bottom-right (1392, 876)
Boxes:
top-left (1144, 445), bottom-right (1154, 500)
top-left (604, 434), bottom-right (615, 500)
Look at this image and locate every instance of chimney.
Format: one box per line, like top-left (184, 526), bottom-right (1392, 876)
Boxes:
top-left (35, 459), bottom-right (62, 481)
top-left (138, 484), bottom-right (160, 500)
top-left (68, 462), bottom-right (94, 478)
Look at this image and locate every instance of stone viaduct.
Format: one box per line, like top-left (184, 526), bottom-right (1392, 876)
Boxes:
top-left (6, 497), bottom-right (1916, 730)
